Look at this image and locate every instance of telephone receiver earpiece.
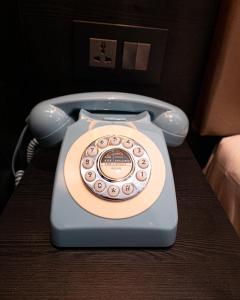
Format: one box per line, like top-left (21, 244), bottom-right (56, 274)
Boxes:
top-left (29, 102), bottom-right (74, 147)
top-left (154, 109), bottom-right (189, 146)
top-left (28, 92), bottom-right (189, 147)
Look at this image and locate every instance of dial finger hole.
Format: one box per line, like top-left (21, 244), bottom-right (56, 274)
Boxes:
top-left (82, 157), bottom-right (94, 169)
top-left (85, 171), bottom-right (96, 182)
top-left (136, 170), bottom-right (147, 181)
top-left (138, 158), bottom-right (149, 169)
top-left (94, 180), bottom-right (106, 192)
top-left (107, 185), bottom-right (120, 197)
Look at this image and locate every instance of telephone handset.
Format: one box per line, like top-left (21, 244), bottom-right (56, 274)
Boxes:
top-left (29, 92), bottom-right (189, 247)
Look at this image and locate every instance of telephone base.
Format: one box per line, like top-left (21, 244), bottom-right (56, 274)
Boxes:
top-left (50, 112), bottom-right (178, 248)
top-left (51, 224), bottom-right (177, 248)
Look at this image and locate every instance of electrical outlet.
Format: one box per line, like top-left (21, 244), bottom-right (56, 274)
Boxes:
top-left (73, 21), bottom-right (168, 84)
top-left (89, 38), bottom-right (117, 68)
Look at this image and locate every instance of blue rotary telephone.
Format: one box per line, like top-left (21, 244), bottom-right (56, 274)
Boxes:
top-left (29, 92), bottom-right (189, 247)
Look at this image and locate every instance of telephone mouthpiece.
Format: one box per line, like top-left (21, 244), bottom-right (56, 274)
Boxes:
top-left (28, 102), bottom-right (74, 147)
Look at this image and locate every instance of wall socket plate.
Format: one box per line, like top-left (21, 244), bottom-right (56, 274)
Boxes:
top-left (89, 38), bottom-right (117, 68)
top-left (73, 20), bottom-right (168, 84)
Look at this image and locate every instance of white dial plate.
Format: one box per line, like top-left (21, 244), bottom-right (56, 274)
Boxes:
top-left (80, 135), bottom-right (152, 201)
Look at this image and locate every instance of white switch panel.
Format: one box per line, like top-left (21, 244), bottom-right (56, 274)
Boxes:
top-left (122, 42), bottom-right (137, 70)
top-left (135, 43), bottom-right (151, 71)
top-left (122, 42), bottom-right (151, 71)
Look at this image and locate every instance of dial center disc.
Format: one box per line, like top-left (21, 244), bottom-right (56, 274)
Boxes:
top-left (98, 148), bottom-right (133, 181)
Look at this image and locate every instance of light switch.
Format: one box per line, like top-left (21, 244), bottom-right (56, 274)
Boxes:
top-left (135, 43), bottom-right (151, 71)
top-left (122, 42), bottom-right (151, 71)
top-left (122, 42), bottom-right (138, 70)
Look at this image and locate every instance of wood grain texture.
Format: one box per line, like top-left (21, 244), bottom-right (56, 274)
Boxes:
top-left (0, 143), bottom-right (240, 299)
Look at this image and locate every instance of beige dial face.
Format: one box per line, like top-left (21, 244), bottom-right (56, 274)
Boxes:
top-left (64, 125), bottom-right (165, 219)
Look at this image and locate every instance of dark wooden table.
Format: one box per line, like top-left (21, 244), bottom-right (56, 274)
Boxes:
top-left (0, 143), bottom-right (240, 300)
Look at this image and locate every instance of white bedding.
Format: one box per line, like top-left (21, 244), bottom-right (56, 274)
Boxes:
top-left (204, 135), bottom-right (240, 237)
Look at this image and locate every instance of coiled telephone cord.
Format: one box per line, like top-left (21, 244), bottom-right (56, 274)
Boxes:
top-left (14, 170), bottom-right (25, 187)
top-left (27, 138), bottom-right (39, 164)
top-left (12, 125), bottom-right (39, 186)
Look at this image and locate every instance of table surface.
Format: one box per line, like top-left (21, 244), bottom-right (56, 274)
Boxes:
top-left (0, 143), bottom-right (240, 300)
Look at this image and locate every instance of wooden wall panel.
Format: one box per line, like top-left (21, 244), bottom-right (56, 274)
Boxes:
top-left (8, 0), bottom-right (220, 127)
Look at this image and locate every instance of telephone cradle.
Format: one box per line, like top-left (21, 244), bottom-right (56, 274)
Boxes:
top-left (29, 92), bottom-right (189, 247)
